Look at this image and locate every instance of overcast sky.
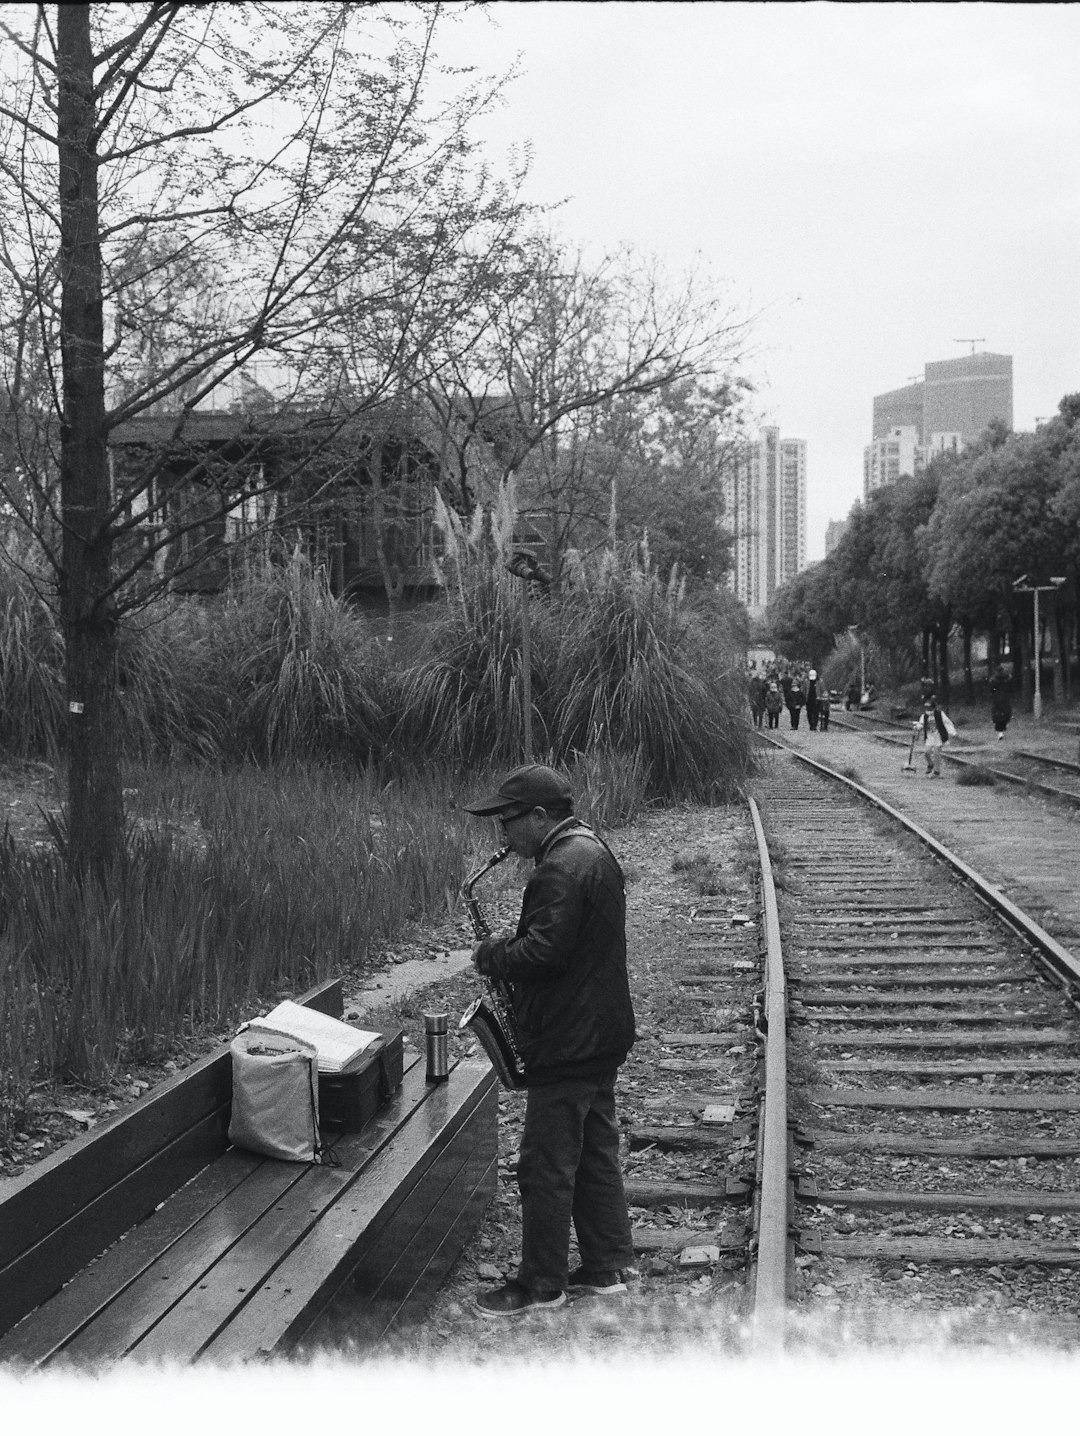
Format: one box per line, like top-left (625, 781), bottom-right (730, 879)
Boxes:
top-left (437, 1), bottom-right (1080, 561)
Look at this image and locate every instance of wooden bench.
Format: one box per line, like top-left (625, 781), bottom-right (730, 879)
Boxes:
top-left (0, 978), bottom-right (497, 1367)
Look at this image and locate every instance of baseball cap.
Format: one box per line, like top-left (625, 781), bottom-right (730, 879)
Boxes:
top-left (464, 764), bottom-right (574, 817)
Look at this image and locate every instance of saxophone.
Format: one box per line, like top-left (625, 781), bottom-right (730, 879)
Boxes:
top-left (458, 845), bottom-right (528, 1090)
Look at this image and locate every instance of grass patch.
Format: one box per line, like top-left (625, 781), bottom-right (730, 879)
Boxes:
top-left (954, 765), bottom-right (997, 787)
top-left (671, 848), bottom-right (725, 896)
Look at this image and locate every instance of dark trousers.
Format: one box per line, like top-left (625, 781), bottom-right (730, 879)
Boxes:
top-left (516, 1072), bottom-right (634, 1293)
top-left (766, 710), bottom-right (780, 728)
top-left (789, 706), bottom-right (801, 729)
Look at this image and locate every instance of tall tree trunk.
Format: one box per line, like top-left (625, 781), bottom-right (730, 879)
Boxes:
top-left (937, 625), bottom-right (951, 709)
top-left (57, 4), bottom-right (124, 873)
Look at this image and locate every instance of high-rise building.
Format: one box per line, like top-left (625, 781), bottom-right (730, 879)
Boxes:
top-left (872, 351), bottom-right (1013, 444)
top-left (824, 518), bottom-right (849, 556)
top-left (865, 351), bottom-right (1012, 495)
top-left (723, 426), bottom-right (806, 618)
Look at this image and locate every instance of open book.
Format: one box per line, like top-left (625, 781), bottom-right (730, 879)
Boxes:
top-left (246, 1001), bottom-right (381, 1074)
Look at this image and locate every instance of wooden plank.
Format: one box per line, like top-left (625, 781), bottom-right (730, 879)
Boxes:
top-left (56, 1160), bottom-right (314, 1365)
top-left (373, 1152), bottom-right (498, 1344)
top-left (330, 1109), bottom-right (497, 1347)
top-left (794, 953), bottom-right (1004, 967)
top-left (0, 1108), bottom-right (232, 1341)
top-left (809, 1028), bottom-right (1079, 1049)
top-left (812, 1188), bottom-right (1080, 1214)
top-left (820, 1234), bottom-right (1080, 1265)
top-left (0, 1147), bottom-right (261, 1366)
top-left (630, 1126), bottom-right (731, 1152)
top-left (811, 1087), bottom-right (1080, 1112)
top-left (801, 1009), bottom-right (1054, 1025)
top-left (812, 1130), bottom-right (1080, 1158)
top-left (797, 940), bottom-right (998, 952)
top-left (197, 1061), bottom-right (496, 1363)
top-left (624, 1178), bottom-right (726, 1208)
top-left (821, 1057), bottom-right (1080, 1076)
top-left (797, 989), bottom-right (1042, 1005)
top-left (631, 1227), bottom-right (725, 1253)
top-left (657, 1058), bottom-right (737, 1073)
top-left (125, 1054), bottom-right (444, 1366)
top-left (641, 1091), bottom-right (739, 1112)
top-left (791, 972), bottom-right (1036, 988)
top-left (0, 977), bottom-right (343, 1285)
top-left (659, 1033), bottom-right (740, 1047)
top-left (800, 921), bottom-right (979, 933)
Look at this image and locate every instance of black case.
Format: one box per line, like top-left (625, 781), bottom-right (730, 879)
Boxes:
top-left (317, 1027), bottom-right (404, 1132)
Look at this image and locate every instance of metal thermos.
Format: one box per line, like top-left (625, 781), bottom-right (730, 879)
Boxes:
top-left (425, 1012), bottom-right (449, 1082)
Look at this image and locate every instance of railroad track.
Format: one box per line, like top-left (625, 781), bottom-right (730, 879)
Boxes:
top-left (748, 744), bottom-right (1080, 1351)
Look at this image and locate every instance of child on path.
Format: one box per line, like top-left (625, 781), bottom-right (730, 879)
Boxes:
top-left (764, 682), bottom-right (783, 730)
top-left (914, 695), bottom-right (957, 777)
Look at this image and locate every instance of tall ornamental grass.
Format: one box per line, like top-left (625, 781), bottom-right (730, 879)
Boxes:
top-left (0, 535), bottom-right (64, 760)
top-left (179, 546), bottom-right (396, 765)
top-left (393, 493), bottom-right (752, 801)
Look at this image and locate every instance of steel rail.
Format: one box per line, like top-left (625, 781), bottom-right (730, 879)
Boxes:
top-left (760, 733), bottom-right (1080, 993)
top-left (747, 796), bottom-right (790, 1354)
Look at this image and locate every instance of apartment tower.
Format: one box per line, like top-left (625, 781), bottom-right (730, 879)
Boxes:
top-left (724, 426), bottom-right (807, 618)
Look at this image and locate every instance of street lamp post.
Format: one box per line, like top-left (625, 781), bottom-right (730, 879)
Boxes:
top-left (1012, 574), bottom-right (1066, 720)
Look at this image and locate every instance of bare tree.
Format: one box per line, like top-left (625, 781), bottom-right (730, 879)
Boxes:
top-left (0, 1), bottom-right (523, 870)
top-left (410, 234), bottom-right (751, 573)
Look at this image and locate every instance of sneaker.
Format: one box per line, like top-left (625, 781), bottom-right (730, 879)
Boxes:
top-left (475, 1280), bottom-right (566, 1319)
top-left (567, 1268), bottom-right (628, 1296)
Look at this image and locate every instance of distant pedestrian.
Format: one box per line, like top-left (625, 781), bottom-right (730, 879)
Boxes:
top-left (989, 666), bottom-right (1012, 742)
top-left (749, 671), bottom-right (766, 729)
top-left (914, 695), bottom-right (957, 778)
top-left (845, 682), bottom-right (859, 712)
top-left (764, 682), bottom-right (783, 730)
top-left (787, 680), bottom-right (805, 730)
top-left (805, 670), bottom-right (820, 731)
top-left (818, 688), bottom-right (831, 732)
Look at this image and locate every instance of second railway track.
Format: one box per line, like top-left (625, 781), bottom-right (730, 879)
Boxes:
top-left (752, 745), bottom-right (1080, 1348)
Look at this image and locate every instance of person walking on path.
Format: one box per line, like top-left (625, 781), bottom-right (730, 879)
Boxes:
top-left (914, 695), bottom-right (957, 777)
top-left (749, 669), bottom-right (766, 729)
top-left (818, 687), bottom-right (831, 732)
top-left (805, 670), bottom-right (820, 731)
top-left (764, 681), bottom-right (783, 729)
top-left (989, 665), bottom-right (1012, 742)
top-left (463, 764), bottom-right (637, 1318)
top-left (787, 675), bottom-right (805, 730)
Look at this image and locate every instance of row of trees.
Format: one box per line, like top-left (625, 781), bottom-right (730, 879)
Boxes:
top-left (768, 396), bottom-right (1080, 707)
top-left (0, 3), bottom-right (752, 871)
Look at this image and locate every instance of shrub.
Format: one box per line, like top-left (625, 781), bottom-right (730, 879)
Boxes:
top-left (397, 494), bottom-right (752, 802)
top-left (955, 765), bottom-right (996, 787)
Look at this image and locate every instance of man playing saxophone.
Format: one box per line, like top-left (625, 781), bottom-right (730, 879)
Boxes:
top-left (463, 763), bottom-right (637, 1318)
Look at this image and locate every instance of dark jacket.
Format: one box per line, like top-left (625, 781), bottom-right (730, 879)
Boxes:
top-left (475, 819), bottom-right (635, 1085)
